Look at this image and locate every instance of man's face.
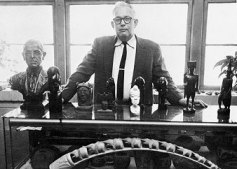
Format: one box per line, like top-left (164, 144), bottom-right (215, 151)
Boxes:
top-left (111, 6), bottom-right (138, 42)
top-left (23, 43), bottom-right (45, 68)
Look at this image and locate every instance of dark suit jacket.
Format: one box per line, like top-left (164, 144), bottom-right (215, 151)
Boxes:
top-left (62, 35), bottom-right (183, 105)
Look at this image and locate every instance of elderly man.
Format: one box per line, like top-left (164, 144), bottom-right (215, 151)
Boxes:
top-left (9, 39), bottom-right (47, 110)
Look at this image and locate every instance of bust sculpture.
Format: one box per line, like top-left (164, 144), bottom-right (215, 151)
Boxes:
top-left (76, 82), bottom-right (93, 107)
top-left (183, 61), bottom-right (198, 113)
top-left (129, 85), bottom-right (141, 116)
top-left (9, 39), bottom-right (47, 110)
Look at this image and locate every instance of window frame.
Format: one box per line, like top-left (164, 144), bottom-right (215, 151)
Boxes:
top-left (200, 0), bottom-right (237, 90)
top-left (2, 0), bottom-right (236, 91)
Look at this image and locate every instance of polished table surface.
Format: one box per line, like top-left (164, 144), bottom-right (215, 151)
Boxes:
top-left (3, 103), bottom-right (237, 169)
top-left (3, 103), bottom-right (237, 132)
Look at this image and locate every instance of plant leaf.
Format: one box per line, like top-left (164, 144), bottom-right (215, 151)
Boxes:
top-left (220, 62), bottom-right (228, 71)
top-left (226, 55), bottom-right (234, 60)
top-left (213, 59), bottom-right (228, 69)
top-left (218, 70), bottom-right (227, 78)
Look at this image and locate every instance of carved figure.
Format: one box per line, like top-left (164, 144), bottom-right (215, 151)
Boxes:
top-left (218, 60), bottom-right (232, 110)
top-left (129, 85), bottom-right (140, 116)
top-left (134, 76), bottom-right (145, 105)
top-left (76, 82), bottom-right (93, 107)
top-left (106, 77), bottom-right (115, 100)
top-left (97, 92), bottom-right (114, 110)
top-left (47, 66), bottom-right (62, 114)
top-left (154, 77), bottom-right (168, 109)
top-left (183, 61), bottom-right (198, 113)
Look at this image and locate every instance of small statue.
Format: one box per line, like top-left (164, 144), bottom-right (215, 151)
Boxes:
top-left (218, 59), bottom-right (232, 115)
top-left (129, 85), bottom-right (141, 116)
top-left (96, 92), bottom-right (114, 120)
top-left (134, 76), bottom-right (145, 105)
top-left (183, 61), bottom-right (198, 113)
top-left (97, 92), bottom-right (113, 110)
top-left (105, 77), bottom-right (115, 108)
top-left (154, 77), bottom-right (168, 110)
top-left (106, 77), bottom-right (115, 100)
top-left (47, 66), bottom-right (62, 114)
top-left (76, 82), bottom-right (93, 107)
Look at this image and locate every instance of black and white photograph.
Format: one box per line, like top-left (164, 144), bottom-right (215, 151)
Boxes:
top-left (0, 0), bottom-right (237, 169)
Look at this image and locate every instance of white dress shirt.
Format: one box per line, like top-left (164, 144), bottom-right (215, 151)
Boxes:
top-left (112, 35), bottom-right (137, 100)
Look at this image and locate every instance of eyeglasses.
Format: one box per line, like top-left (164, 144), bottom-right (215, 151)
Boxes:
top-left (113, 17), bottom-right (133, 25)
top-left (25, 50), bottom-right (43, 57)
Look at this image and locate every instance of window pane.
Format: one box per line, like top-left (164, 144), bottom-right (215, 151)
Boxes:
top-left (134, 4), bottom-right (188, 44)
top-left (205, 3), bottom-right (237, 87)
top-left (70, 46), bottom-right (94, 83)
top-left (70, 5), bottom-right (114, 44)
top-left (161, 46), bottom-right (185, 85)
top-left (206, 3), bottom-right (237, 44)
top-left (204, 46), bottom-right (236, 86)
top-left (0, 5), bottom-right (54, 82)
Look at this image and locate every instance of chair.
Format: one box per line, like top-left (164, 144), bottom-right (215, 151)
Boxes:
top-left (49, 138), bottom-right (220, 169)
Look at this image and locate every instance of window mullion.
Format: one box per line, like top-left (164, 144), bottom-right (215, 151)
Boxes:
top-left (54, 0), bottom-right (67, 84)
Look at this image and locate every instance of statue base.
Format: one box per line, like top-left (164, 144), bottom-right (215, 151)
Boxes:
top-left (217, 108), bottom-right (230, 116)
top-left (95, 109), bottom-right (115, 120)
top-left (20, 101), bottom-right (45, 111)
top-left (183, 108), bottom-right (195, 114)
top-left (76, 105), bottom-right (93, 111)
top-left (158, 104), bottom-right (167, 110)
top-left (217, 108), bottom-right (230, 123)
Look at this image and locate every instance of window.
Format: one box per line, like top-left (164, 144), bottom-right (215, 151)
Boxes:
top-left (69, 4), bottom-right (114, 82)
top-left (0, 5), bottom-right (54, 83)
top-left (69, 3), bottom-right (189, 85)
top-left (204, 2), bottom-right (237, 87)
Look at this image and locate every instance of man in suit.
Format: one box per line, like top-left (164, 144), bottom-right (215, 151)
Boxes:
top-left (62, 1), bottom-right (207, 108)
top-left (62, 1), bottom-right (207, 168)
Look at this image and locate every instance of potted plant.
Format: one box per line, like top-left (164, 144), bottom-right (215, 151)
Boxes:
top-left (214, 51), bottom-right (237, 112)
top-left (213, 51), bottom-right (237, 88)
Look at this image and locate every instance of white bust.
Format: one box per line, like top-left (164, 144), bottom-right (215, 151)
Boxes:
top-left (129, 85), bottom-right (140, 115)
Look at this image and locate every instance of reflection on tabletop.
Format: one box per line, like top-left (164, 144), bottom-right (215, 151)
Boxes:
top-left (3, 103), bottom-right (237, 124)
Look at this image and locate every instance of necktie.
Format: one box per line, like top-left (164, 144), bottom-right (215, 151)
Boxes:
top-left (117, 41), bottom-right (127, 100)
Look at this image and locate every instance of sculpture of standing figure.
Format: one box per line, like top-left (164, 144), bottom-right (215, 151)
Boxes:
top-left (154, 77), bottom-right (168, 109)
top-left (106, 77), bottom-right (115, 106)
top-left (183, 61), bottom-right (198, 113)
top-left (47, 66), bottom-right (62, 114)
top-left (134, 76), bottom-right (145, 105)
top-left (218, 59), bottom-right (232, 114)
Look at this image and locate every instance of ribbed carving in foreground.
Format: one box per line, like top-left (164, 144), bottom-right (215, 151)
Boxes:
top-left (50, 138), bottom-right (220, 169)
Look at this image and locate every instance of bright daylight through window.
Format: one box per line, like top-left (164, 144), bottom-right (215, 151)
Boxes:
top-left (0, 5), bottom-right (54, 85)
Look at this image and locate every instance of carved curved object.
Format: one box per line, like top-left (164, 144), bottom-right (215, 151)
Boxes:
top-left (50, 138), bottom-right (220, 169)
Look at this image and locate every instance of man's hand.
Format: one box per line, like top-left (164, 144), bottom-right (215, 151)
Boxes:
top-left (178, 98), bottom-right (208, 108)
